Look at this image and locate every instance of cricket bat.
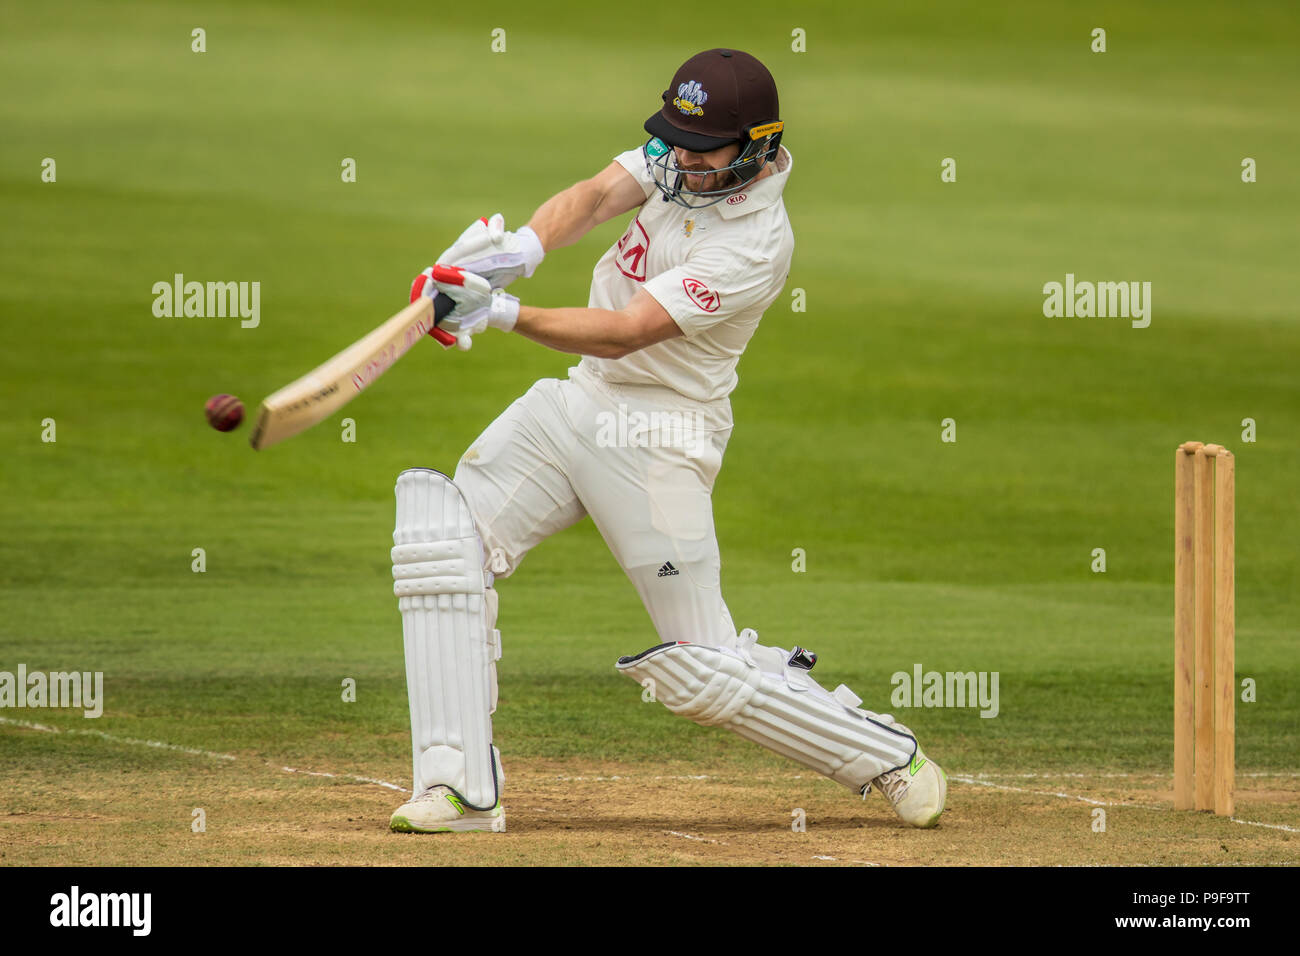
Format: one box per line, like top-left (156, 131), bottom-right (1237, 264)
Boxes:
top-left (249, 293), bottom-right (455, 450)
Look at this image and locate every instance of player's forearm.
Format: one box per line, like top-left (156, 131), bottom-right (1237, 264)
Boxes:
top-left (526, 180), bottom-right (606, 252)
top-left (513, 305), bottom-right (648, 359)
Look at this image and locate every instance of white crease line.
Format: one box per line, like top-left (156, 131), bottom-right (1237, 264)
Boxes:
top-left (1, 715), bottom-right (407, 794)
top-left (952, 774), bottom-right (1300, 831)
top-left (1228, 817), bottom-right (1300, 833)
top-left (1, 715), bottom-right (236, 762)
top-left (967, 772), bottom-right (1142, 779)
top-left (964, 771), bottom-right (1300, 780)
top-left (813, 855), bottom-right (881, 866)
top-left (8, 718), bottom-right (1293, 831)
top-left (664, 830), bottom-right (726, 845)
top-left (552, 774), bottom-right (712, 782)
top-left (954, 774), bottom-right (1160, 808)
top-left (280, 766), bottom-right (407, 792)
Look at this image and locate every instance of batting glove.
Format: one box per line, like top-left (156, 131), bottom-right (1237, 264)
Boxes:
top-left (436, 213), bottom-right (544, 289)
top-left (423, 264), bottom-right (519, 351)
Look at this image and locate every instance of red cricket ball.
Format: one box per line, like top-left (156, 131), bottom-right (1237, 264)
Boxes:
top-left (205, 394), bottom-right (245, 432)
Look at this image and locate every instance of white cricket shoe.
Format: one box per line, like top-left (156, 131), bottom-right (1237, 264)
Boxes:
top-left (863, 723), bottom-right (947, 828)
top-left (390, 786), bottom-right (506, 833)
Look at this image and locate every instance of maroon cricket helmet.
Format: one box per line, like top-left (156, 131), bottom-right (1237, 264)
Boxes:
top-left (642, 49), bottom-right (784, 207)
top-left (644, 48), bottom-right (780, 152)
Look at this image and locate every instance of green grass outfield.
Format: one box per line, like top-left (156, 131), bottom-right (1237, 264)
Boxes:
top-left (1, 0), bottom-right (1297, 848)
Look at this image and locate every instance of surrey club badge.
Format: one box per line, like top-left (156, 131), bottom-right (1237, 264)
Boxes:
top-left (673, 81), bottom-right (707, 116)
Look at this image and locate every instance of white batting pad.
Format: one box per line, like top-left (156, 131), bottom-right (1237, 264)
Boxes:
top-left (393, 468), bottom-right (501, 810)
top-left (617, 640), bottom-right (915, 791)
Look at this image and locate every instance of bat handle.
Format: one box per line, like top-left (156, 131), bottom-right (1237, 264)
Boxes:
top-left (430, 292), bottom-right (457, 347)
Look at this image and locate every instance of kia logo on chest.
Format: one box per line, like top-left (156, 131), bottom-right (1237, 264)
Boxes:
top-left (615, 218), bottom-right (649, 282)
top-left (726, 193), bottom-right (747, 205)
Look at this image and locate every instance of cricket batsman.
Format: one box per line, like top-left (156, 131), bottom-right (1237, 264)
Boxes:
top-left (388, 49), bottom-right (947, 833)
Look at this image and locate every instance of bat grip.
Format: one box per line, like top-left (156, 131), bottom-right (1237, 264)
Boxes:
top-left (430, 292), bottom-right (457, 347)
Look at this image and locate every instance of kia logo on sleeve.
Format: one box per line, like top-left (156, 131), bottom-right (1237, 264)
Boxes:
top-left (682, 278), bottom-right (720, 313)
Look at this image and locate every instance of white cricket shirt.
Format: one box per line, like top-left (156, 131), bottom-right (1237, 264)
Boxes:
top-left (578, 144), bottom-right (795, 405)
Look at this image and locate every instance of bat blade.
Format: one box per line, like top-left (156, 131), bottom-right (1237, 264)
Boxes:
top-left (250, 293), bottom-right (452, 451)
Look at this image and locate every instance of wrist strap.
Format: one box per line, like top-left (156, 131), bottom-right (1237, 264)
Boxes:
top-left (516, 226), bottom-right (545, 278)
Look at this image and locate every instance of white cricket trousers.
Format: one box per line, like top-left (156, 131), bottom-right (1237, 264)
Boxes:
top-left (454, 364), bottom-right (739, 645)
